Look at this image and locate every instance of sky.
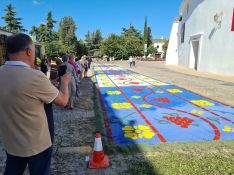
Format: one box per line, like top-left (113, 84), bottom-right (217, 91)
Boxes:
top-left (0, 0), bottom-right (182, 40)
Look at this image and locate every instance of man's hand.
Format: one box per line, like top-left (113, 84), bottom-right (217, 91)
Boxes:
top-left (53, 73), bottom-right (71, 106)
top-left (60, 72), bottom-right (71, 85)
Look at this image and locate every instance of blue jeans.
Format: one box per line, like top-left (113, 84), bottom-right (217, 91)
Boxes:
top-left (4, 147), bottom-right (52, 175)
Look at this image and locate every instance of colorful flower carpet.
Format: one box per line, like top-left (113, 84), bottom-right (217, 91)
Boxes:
top-left (94, 64), bottom-right (234, 145)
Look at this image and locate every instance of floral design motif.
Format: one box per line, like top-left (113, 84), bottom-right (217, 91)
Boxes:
top-left (191, 100), bottom-right (214, 107)
top-left (107, 91), bottom-right (121, 95)
top-left (191, 109), bottom-right (204, 115)
top-left (111, 102), bottom-right (132, 109)
top-left (222, 126), bottom-right (234, 133)
top-left (122, 125), bottom-right (155, 140)
top-left (131, 96), bottom-right (141, 99)
top-left (140, 104), bottom-right (153, 108)
top-left (167, 89), bottom-right (183, 93)
top-left (103, 83), bottom-right (114, 87)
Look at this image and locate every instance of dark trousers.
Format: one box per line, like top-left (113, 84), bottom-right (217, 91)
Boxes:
top-left (44, 103), bottom-right (54, 143)
top-left (4, 147), bottom-right (53, 175)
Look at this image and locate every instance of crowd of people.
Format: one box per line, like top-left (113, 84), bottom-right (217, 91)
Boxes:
top-left (47, 55), bottom-right (92, 110)
top-left (0, 33), bottom-right (92, 175)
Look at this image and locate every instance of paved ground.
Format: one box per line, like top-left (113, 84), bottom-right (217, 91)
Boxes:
top-left (0, 61), bottom-right (234, 174)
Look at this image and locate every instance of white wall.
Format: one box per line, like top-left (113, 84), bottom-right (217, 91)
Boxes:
top-left (0, 29), bottom-right (13, 36)
top-left (153, 42), bottom-right (164, 53)
top-left (166, 21), bottom-right (179, 64)
top-left (178, 0), bottom-right (234, 75)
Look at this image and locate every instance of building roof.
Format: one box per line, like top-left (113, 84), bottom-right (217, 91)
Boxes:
top-left (0, 28), bottom-right (15, 35)
top-left (180, 0), bottom-right (189, 15)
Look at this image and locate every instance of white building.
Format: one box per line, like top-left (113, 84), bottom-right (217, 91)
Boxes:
top-left (153, 39), bottom-right (165, 53)
top-left (166, 0), bottom-right (234, 75)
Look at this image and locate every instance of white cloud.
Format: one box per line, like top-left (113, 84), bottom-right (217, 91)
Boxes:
top-left (33, 0), bottom-right (44, 5)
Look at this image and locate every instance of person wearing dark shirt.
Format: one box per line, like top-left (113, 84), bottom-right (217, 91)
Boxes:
top-left (41, 58), bottom-right (48, 75)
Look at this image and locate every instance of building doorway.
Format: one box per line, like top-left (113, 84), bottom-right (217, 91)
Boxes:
top-left (189, 34), bottom-right (202, 70)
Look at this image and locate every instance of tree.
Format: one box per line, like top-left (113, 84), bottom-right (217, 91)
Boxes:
top-left (46, 11), bottom-right (56, 42)
top-left (125, 36), bottom-right (143, 57)
top-left (100, 34), bottom-right (127, 59)
top-left (58, 16), bottom-right (77, 55)
top-left (29, 25), bottom-right (38, 41)
top-left (37, 24), bottom-right (47, 42)
top-left (2, 4), bottom-right (27, 32)
top-left (30, 12), bottom-right (57, 43)
top-left (122, 25), bottom-right (143, 42)
top-left (85, 29), bottom-right (103, 55)
top-left (147, 27), bottom-right (153, 47)
top-left (76, 40), bottom-right (88, 58)
top-left (143, 16), bottom-right (148, 45)
top-left (147, 45), bottom-right (156, 54)
top-left (162, 40), bottom-right (169, 57)
top-left (93, 29), bottom-right (103, 46)
top-left (46, 11), bottom-right (56, 29)
top-left (45, 40), bottom-right (62, 58)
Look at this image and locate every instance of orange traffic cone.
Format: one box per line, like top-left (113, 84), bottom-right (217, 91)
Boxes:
top-left (88, 131), bottom-right (109, 169)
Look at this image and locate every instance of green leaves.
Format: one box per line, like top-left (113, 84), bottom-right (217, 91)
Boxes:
top-left (2, 4), bottom-right (27, 32)
top-left (58, 16), bottom-right (77, 55)
top-left (85, 29), bottom-right (103, 55)
top-left (100, 25), bottom-right (144, 60)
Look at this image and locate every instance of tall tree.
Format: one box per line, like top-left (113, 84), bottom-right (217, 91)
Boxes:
top-left (37, 23), bottom-right (47, 42)
top-left (76, 40), bottom-right (88, 58)
top-left (58, 16), bottom-right (77, 55)
top-left (162, 40), bottom-right (169, 57)
top-left (93, 29), bottom-right (103, 45)
top-left (122, 24), bottom-right (143, 42)
top-left (85, 29), bottom-right (103, 55)
top-left (143, 16), bottom-right (148, 46)
top-left (101, 34), bottom-right (126, 59)
top-left (29, 25), bottom-right (38, 41)
top-left (46, 11), bottom-right (56, 42)
top-left (46, 11), bottom-right (56, 29)
top-left (147, 26), bottom-right (153, 47)
top-left (2, 4), bottom-right (27, 32)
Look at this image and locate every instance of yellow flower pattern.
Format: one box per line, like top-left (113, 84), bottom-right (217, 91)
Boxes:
top-left (140, 104), bottom-right (152, 108)
top-left (122, 125), bottom-right (155, 140)
top-left (132, 96), bottom-right (141, 99)
top-left (107, 91), bottom-right (121, 95)
top-left (222, 126), bottom-right (234, 133)
top-left (103, 83), bottom-right (114, 87)
top-left (191, 100), bottom-right (214, 107)
top-left (112, 102), bottom-right (132, 109)
top-left (191, 109), bottom-right (204, 115)
top-left (167, 89), bottom-right (183, 93)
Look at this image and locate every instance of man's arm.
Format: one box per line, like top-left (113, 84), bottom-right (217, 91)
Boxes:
top-left (53, 72), bottom-right (71, 106)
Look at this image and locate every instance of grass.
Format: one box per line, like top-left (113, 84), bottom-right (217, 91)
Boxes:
top-left (91, 69), bottom-right (234, 174)
top-left (127, 141), bottom-right (234, 175)
top-left (128, 152), bottom-right (234, 175)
